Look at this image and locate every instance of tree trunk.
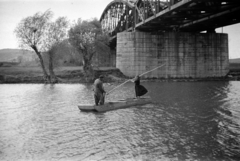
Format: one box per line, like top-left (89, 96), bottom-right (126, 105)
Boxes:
top-left (37, 53), bottom-right (50, 83)
top-left (48, 50), bottom-right (57, 83)
top-left (82, 53), bottom-right (94, 82)
top-left (32, 46), bottom-right (50, 83)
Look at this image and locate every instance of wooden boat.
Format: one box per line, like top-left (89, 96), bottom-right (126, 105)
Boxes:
top-left (78, 96), bottom-right (152, 112)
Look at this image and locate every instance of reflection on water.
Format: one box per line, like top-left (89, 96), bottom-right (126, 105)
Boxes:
top-left (0, 82), bottom-right (240, 160)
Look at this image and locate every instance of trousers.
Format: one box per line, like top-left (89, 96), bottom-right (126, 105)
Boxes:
top-left (94, 93), bottom-right (105, 105)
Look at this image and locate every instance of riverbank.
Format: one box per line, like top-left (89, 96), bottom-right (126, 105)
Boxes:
top-left (0, 66), bottom-right (128, 83)
top-left (0, 66), bottom-right (239, 84)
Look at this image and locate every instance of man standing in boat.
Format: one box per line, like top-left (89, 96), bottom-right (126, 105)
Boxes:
top-left (93, 75), bottom-right (106, 106)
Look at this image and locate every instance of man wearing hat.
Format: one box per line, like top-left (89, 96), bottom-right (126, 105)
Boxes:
top-left (93, 75), bottom-right (106, 105)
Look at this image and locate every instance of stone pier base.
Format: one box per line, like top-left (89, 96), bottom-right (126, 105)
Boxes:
top-left (116, 32), bottom-right (229, 78)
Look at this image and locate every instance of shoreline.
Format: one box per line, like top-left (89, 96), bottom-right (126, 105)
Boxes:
top-left (0, 69), bottom-right (239, 84)
top-left (0, 67), bottom-right (128, 84)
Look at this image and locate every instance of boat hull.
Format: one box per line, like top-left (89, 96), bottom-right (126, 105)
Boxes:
top-left (78, 97), bottom-right (151, 112)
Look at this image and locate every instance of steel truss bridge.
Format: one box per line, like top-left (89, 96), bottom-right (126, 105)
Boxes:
top-left (100, 0), bottom-right (240, 37)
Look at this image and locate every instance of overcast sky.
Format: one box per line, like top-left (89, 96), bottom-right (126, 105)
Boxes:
top-left (0, 0), bottom-right (239, 58)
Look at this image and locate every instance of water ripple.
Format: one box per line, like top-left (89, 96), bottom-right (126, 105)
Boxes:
top-left (0, 82), bottom-right (240, 160)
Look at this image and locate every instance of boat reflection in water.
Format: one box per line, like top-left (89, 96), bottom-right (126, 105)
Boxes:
top-left (0, 81), bottom-right (239, 160)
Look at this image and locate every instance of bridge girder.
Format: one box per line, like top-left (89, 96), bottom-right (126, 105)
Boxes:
top-left (100, 0), bottom-right (240, 37)
top-left (100, 0), bottom-right (135, 37)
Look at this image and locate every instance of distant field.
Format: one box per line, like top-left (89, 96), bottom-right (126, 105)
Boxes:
top-left (0, 66), bottom-right (83, 76)
top-left (229, 58), bottom-right (240, 71)
top-left (229, 64), bottom-right (240, 71)
top-left (229, 58), bottom-right (240, 64)
top-left (0, 66), bottom-right (116, 76)
top-left (0, 49), bottom-right (34, 61)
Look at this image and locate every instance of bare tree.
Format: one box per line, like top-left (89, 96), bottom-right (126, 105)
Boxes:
top-left (44, 17), bottom-right (69, 83)
top-left (68, 18), bottom-right (110, 82)
top-left (14, 10), bottom-right (69, 83)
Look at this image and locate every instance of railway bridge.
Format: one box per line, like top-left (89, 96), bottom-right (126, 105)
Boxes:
top-left (100, 0), bottom-right (240, 78)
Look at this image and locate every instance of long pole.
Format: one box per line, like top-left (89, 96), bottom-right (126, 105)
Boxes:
top-left (107, 63), bottom-right (166, 94)
top-left (139, 63), bottom-right (166, 77)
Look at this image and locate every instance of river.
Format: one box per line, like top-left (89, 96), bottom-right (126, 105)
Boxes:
top-left (0, 81), bottom-right (240, 161)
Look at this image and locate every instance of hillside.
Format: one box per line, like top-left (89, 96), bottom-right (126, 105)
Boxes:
top-left (229, 58), bottom-right (240, 64)
top-left (0, 48), bottom-right (35, 62)
top-left (229, 58), bottom-right (240, 72)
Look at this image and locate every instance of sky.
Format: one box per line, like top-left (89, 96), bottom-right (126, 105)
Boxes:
top-left (0, 0), bottom-right (239, 58)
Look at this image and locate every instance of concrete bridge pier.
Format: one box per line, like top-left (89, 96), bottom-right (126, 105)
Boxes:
top-left (116, 31), bottom-right (229, 79)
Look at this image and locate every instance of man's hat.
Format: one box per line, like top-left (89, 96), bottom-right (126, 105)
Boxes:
top-left (99, 75), bottom-right (104, 78)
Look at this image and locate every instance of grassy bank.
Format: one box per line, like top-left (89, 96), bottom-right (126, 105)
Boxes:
top-left (0, 63), bottom-right (240, 83)
top-left (0, 66), bottom-right (127, 83)
top-left (0, 66), bottom-right (82, 76)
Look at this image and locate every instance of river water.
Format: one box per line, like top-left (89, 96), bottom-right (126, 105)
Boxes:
top-left (0, 81), bottom-right (240, 161)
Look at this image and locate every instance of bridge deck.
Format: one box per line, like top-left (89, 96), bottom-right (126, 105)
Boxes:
top-left (135, 0), bottom-right (240, 32)
top-left (100, 0), bottom-right (240, 36)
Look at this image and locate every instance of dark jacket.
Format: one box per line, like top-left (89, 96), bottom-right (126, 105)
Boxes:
top-left (93, 78), bottom-right (105, 94)
top-left (134, 76), bottom-right (148, 97)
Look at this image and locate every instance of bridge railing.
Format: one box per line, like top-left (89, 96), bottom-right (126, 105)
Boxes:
top-left (100, 0), bottom-right (135, 37)
top-left (134, 0), bottom-right (182, 24)
top-left (100, 0), bottom-right (183, 36)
